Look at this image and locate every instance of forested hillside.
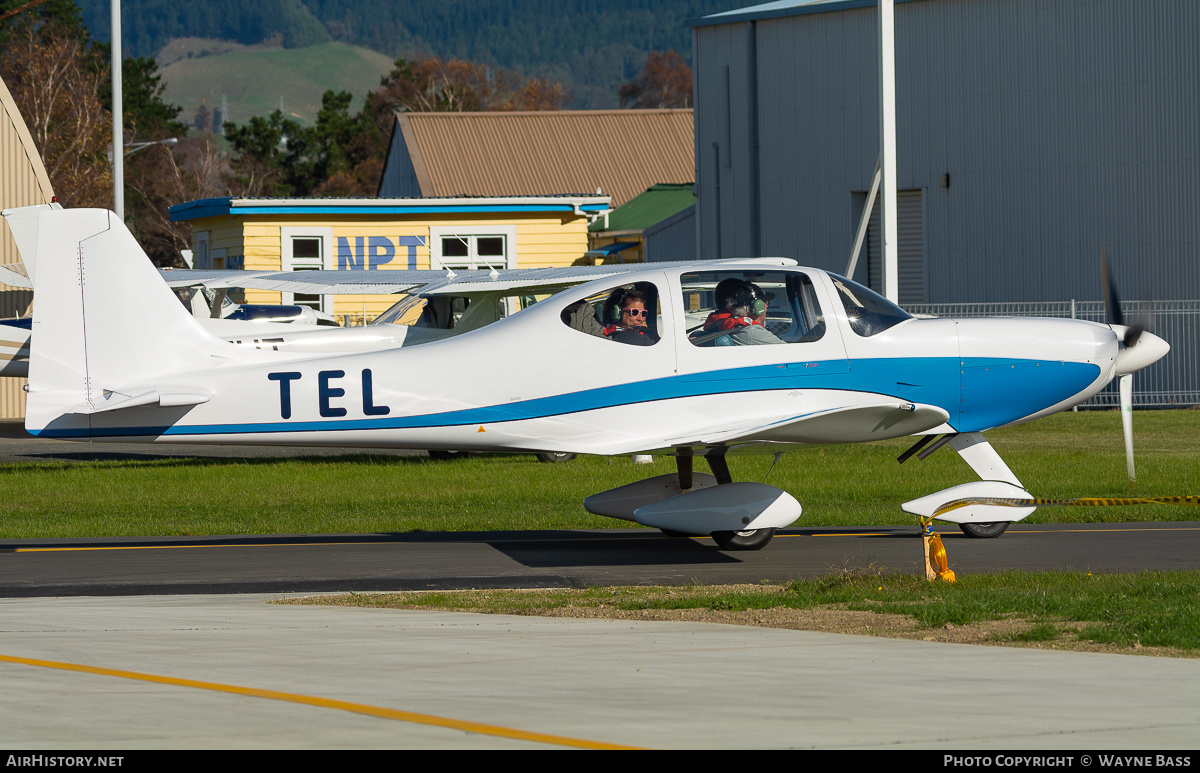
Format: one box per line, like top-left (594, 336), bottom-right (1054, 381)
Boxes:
top-left (74, 0), bottom-right (730, 107)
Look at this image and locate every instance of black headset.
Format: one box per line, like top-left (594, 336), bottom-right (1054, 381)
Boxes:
top-left (731, 281), bottom-right (767, 317)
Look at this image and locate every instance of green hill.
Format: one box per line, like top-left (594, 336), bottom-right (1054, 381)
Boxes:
top-left (159, 41), bottom-right (395, 127)
top-left (77, 0), bottom-right (730, 109)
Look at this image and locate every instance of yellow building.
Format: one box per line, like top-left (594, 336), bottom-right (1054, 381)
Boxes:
top-left (0, 74), bottom-right (56, 418)
top-left (169, 195), bottom-right (610, 323)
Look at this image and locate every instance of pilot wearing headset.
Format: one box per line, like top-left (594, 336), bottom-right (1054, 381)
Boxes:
top-left (701, 281), bottom-right (784, 346)
top-left (602, 287), bottom-right (658, 346)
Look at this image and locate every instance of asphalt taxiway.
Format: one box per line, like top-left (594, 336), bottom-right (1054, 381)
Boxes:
top-left (4, 522), bottom-right (1200, 596)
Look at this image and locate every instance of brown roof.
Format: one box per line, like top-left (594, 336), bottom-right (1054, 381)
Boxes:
top-left (396, 109), bottom-right (693, 208)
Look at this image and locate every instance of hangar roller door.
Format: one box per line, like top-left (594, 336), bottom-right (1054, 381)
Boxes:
top-left (866, 189), bottom-right (925, 305)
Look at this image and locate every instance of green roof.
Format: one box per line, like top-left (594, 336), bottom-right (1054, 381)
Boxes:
top-left (589, 183), bottom-right (695, 232)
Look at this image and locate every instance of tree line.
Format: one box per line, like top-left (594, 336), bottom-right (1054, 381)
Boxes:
top-left (72, 0), bottom-right (724, 108)
top-left (1, 0), bottom-right (692, 264)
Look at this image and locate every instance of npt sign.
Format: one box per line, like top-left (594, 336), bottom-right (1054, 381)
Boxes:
top-left (337, 236), bottom-right (425, 270)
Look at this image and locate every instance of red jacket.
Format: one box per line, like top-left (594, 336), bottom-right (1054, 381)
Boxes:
top-left (703, 312), bottom-right (759, 331)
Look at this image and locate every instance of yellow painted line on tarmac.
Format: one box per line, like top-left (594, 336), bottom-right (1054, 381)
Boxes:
top-left (0, 653), bottom-right (644, 750)
top-left (13, 542), bottom-right (366, 553)
top-left (808, 532), bottom-right (892, 537)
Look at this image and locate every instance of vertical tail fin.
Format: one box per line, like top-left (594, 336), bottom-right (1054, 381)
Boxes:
top-left (17, 208), bottom-right (223, 434)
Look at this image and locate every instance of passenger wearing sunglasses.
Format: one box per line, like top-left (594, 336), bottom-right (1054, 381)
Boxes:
top-left (602, 287), bottom-right (659, 346)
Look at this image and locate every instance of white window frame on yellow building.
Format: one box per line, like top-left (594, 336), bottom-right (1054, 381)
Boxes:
top-left (281, 226), bottom-right (334, 312)
top-left (194, 231), bottom-right (211, 269)
top-left (429, 225), bottom-right (518, 272)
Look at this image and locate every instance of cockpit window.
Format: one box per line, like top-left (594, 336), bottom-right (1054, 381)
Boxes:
top-left (681, 271), bottom-right (825, 347)
top-left (371, 295), bottom-right (425, 326)
top-left (828, 274), bottom-right (912, 337)
top-left (174, 286), bottom-right (235, 317)
top-left (372, 296), bottom-right (470, 328)
top-left (561, 281), bottom-right (661, 346)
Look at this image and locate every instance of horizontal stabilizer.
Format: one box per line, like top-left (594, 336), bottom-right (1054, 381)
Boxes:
top-left (0, 203), bottom-right (60, 285)
top-left (0, 262), bottom-right (31, 289)
top-left (78, 389), bottom-right (212, 415)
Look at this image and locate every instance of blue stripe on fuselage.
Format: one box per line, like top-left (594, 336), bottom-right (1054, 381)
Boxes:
top-left (37, 357), bottom-right (1101, 439)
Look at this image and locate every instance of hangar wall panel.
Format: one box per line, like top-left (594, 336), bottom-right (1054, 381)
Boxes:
top-left (645, 206), bottom-right (697, 263)
top-left (694, 0), bottom-right (1200, 304)
top-left (694, 22), bottom-right (755, 258)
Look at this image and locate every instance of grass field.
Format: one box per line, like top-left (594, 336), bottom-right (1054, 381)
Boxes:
top-left (300, 569), bottom-right (1200, 652)
top-left (159, 42), bottom-right (395, 126)
top-left (0, 410), bottom-right (1197, 539)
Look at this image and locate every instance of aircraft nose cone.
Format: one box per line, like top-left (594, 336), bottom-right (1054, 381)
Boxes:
top-left (1113, 330), bottom-right (1170, 376)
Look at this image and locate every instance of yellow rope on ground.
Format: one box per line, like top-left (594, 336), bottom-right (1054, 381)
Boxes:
top-left (920, 494), bottom-right (1200, 581)
top-left (933, 495), bottom-right (1200, 518)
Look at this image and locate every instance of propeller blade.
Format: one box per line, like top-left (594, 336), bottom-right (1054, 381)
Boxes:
top-left (1120, 374), bottom-right (1136, 492)
top-left (1102, 244), bottom-right (1150, 348)
top-left (1100, 242), bottom-right (1124, 327)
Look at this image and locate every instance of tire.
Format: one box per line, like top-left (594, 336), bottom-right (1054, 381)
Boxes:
top-left (711, 528), bottom-right (776, 551)
top-left (428, 450), bottom-right (467, 461)
top-left (536, 452), bottom-right (577, 464)
top-left (958, 521), bottom-right (1009, 539)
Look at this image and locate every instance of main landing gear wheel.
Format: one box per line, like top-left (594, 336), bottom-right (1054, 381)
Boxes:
top-left (711, 528), bottom-right (776, 551)
top-left (536, 452), bottom-right (577, 463)
top-left (958, 521), bottom-right (1009, 539)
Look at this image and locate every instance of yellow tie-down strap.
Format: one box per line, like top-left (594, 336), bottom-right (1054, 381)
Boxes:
top-left (933, 495), bottom-right (1200, 518)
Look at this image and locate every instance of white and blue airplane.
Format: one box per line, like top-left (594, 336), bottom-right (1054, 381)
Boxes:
top-left (5, 205), bottom-right (1170, 550)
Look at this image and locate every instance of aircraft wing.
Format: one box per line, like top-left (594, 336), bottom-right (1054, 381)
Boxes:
top-left (198, 269), bottom-right (430, 295)
top-left (158, 269), bottom-right (280, 289)
top-left (157, 268), bottom-right (427, 294)
top-left (154, 258), bottom-right (800, 297)
top-left (664, 401), bottom-right (950, 448)
top-left (421, 259), bottom-right (798, 295)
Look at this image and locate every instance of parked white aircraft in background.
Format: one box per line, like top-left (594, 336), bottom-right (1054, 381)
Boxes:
top-left (0, 205), bottom-right (341, 378)
top-left (4, 205), bottom-right (1170, 550)
top-left (0, 284), bottom-right (348, 379)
